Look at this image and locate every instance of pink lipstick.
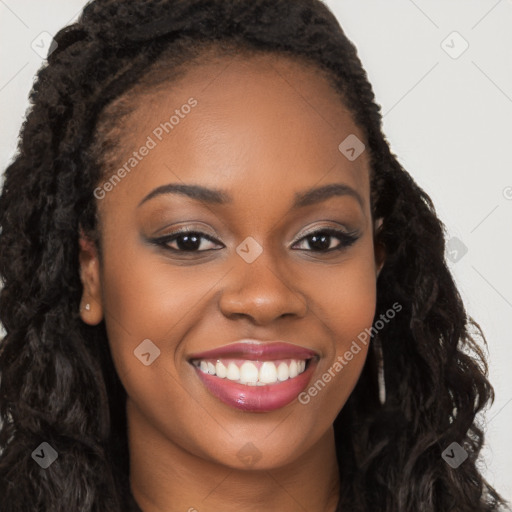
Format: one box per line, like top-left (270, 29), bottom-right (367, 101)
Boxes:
top-left (188, 340), bottom-right (319, 412)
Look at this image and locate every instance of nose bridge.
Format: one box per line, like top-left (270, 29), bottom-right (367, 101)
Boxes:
top-left (218, 238), bottom-right (307, 323)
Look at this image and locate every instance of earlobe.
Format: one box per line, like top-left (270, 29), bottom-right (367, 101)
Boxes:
top-left (78, 226), bottom-right (104, 325)
top-left (373, 217), bottom-right (386, 277)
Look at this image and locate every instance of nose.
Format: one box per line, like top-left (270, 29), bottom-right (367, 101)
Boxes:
top-left (218, 249), bottom-right (308, 325)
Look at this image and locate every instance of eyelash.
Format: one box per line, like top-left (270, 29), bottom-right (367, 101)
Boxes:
top-left (151, 227), bottom-right (359, 254)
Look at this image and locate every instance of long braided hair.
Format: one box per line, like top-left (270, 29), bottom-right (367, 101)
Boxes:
top-left (0, 1), bottom-right (507, 510)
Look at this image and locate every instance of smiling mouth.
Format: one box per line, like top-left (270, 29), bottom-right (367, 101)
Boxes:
top-left (187, 340), bottom-right (319, 412)
top-left (191, 358), bottom-right (311, 386)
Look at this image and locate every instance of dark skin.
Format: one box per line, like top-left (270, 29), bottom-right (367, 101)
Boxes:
top-left (79, 53), bottom-right (385, 512)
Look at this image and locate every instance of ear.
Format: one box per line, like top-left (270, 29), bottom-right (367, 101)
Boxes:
top-left (78, 226), bottom-right (103, 325)
top-left (373, 217), bottom-right (386, 277)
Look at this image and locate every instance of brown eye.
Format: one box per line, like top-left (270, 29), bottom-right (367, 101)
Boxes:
top-left (292, 228), bottom-right (359, 253)
top-left (154, 230), bottom-right (222, 252)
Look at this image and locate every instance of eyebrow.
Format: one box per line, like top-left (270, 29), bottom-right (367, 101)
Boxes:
top-left (137, 182), bottom-right (364, 209)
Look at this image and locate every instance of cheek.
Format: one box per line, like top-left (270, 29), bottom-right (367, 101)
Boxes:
top-left (97, 248), bottom-right (213, 445)
top-left (98, 249), bottom-right (213, 370)
top-left (97, 233), bottom-right (235, 421)
top-left (295, 248), bottom-right (377, 414)
top-left (302, 243), bottom-right (378, 351)
top-left (315, 261), bottom-right (376, 332)
top-left (332, 262), bottom-right (377, 347)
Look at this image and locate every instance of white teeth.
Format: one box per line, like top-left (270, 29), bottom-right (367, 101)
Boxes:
top-left (216, 361), bottom-right (227, 378)
top-left (259, 361), bottom-right (278, 383)
top-left (277, 362), bottom-right (289, 381)
top-left (289, 360), bottom-right (298, 378)
top-left (226, 362), bottom-right (240, 381)
top-left (195, 358), bottom-right (308, 385)
top-left (239, 362), bottom-right (259, 384)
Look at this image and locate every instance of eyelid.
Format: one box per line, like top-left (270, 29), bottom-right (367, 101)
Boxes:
top-left (153, 221), bottom-right (218, 238)
top-left (293, 222), bottom-right (354, 241)
top-left (159, 226), bottom-right (222, 244)
top-left (156, 222), bottom-right (354, 242)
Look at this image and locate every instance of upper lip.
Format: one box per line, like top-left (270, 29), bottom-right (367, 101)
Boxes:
top-left (188, 339), bottom-right (319, 362)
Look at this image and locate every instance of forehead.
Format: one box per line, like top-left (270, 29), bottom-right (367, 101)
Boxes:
top-left (98, 52), bottom-right (371, 213)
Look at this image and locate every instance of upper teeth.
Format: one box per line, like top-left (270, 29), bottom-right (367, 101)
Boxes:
top-left (194, 359), bottom-right (307, 385)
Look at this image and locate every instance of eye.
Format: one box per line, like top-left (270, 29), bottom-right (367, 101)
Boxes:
top-left (151, 227), bottom-right (359, 254)
top-left (292, 228), bottom-right (359, 253)
top-left (153, 229), bottom-right (222, 252)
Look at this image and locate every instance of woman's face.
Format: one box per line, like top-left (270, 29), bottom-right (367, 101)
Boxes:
top-left (79, 53), bottom-right (384, 470)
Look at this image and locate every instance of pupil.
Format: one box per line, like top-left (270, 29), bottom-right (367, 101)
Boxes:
top-left (310, 234), bottom-right (330, 251)
top-left (177, 234), bottom-right (200, 251)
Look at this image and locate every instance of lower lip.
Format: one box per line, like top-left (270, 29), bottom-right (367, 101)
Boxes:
top-left (193, 361), bottom-right (317, 412)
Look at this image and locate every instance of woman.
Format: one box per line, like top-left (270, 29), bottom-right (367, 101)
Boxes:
top-left (0, 0), bottom-right (508, 510)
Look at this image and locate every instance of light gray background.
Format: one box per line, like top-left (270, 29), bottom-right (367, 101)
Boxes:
top-left (1, 0), bottom-right (511, 502)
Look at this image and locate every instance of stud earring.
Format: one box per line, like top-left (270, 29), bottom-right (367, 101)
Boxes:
top-left (81, 302), bottom-right (91, 312)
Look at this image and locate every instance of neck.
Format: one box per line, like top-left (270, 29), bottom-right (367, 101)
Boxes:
top-left (127, 399), bottom-right (341, 512)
